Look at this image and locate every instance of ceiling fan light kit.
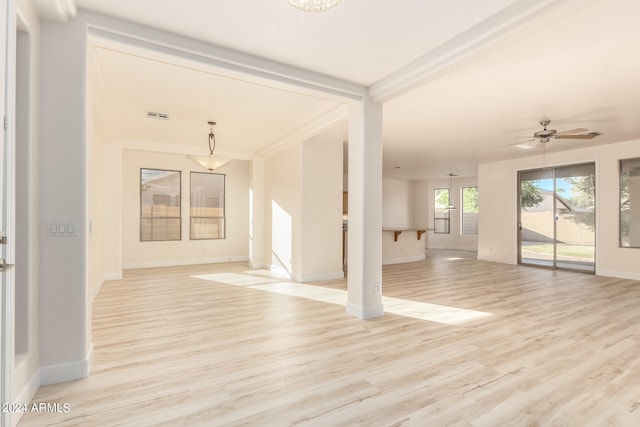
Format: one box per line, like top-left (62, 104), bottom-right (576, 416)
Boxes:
top-left (510, 119), bottom-right (601, 149)
top-left (288, 0), bottom-right (342, 12)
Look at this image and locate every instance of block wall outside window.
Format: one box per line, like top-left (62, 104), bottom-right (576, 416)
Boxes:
top-left (140, 168), bottom-right (181, 241)
top-left (191, 172), bottom-right (226, 240)
top-left (434, 188), bottom-right (450, 234)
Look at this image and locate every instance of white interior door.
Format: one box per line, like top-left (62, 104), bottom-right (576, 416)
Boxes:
top-left (1, 1), bottom-right (17, 426)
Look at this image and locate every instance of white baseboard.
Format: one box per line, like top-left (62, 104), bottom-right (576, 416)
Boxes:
top-left (269, 264), bottom-right (292, 280)
top-left (597, 269), bottom-right (640, 281)
top-left (382, 255), bottom-right (426, 265)
top-left (104, 271), bottom-right (123, 281)
top-left (123, 256), bottom-right (249, 269)
top-left (249, 260), bottom-right (265, 269)
top-left (296, 270), bottom-right (345, 283)
top-left (92, 279), bottom-right (104, 300)
top-left (40, 345), bottom-right (92, 386)
top-left (345, 302), bottom-right (384, 319)
top-left (11, 369), bottom-right (41, 427)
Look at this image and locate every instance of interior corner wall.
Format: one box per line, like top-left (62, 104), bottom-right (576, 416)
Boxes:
top-left (87, 51), bottom-right (106, 300)
top-left (263, 144), bottom-right (301, 279)
top-left (39, 14), bottom-right (90, 384)
top-left (477, 139), bottom-right (640, 280)
top-left (121, 150), bottom-right (250, 268)
top-left (427, 176), bottom-right (478, 251)
top-left (300, 129), bottom-right (344, 282)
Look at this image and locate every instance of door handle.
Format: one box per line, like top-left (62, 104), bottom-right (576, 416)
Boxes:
top-left (0, 258), bottom-right (15, 271)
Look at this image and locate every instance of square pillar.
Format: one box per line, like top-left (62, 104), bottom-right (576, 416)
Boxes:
top-left (346, 96), bottom-right (384, 319)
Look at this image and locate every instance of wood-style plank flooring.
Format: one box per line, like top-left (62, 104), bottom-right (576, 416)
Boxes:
top-left (18, 250), bottom-right (640, 426)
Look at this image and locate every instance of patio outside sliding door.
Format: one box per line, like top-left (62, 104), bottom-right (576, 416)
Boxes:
top-left (518, 163), bottom-right (595, 273)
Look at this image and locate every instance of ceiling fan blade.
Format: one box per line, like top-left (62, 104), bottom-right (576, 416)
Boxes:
top-left (555, 134), bottom-right (597, 139)
top-left (555, 128), bottom-right (588, 136)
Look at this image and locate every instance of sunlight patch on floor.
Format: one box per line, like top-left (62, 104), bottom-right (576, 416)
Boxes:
top-left (192, 272), bottom-right (280, 286)
top-left (193, 272), bottom-right (493, 325)
top-left (381, 296), bottom-right (493, 324)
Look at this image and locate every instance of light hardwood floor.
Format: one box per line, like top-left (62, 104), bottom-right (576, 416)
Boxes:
top-left (18, 250), bottom-right (640, 426)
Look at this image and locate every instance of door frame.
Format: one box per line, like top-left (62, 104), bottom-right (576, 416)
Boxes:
top-left (2, 1), bottom-right (17, 425)
top-left (517, 162), bottom-right (596, 273)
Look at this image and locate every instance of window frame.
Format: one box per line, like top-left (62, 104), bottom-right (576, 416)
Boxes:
top-left (461, 186), bottom-right (478, 235)
top-left (434, 187), bottom-right (451, 234)
top-left (140, 168), bottom-right (182, 242)
top-left (190, 171), bottom-right (226, 240)
top-left (620, 157), bottom-right (640, 248)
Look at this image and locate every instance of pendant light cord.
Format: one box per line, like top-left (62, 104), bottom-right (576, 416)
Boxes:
top-left (209, 126), bottom-right (216, 155)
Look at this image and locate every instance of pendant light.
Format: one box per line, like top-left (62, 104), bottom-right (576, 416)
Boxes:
top-left (447, 173), bottom-right (458, 210)
top-left (188, 121), bottom-right (231, 171)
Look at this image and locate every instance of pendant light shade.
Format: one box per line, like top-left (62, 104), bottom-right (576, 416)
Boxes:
top-left (188, 121), bottom-right (231, 171)
top-left (288, 0), bottom-right (342, 12)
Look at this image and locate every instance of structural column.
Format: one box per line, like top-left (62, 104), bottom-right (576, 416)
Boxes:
top-left (346, 96), bottom-right (383, 319)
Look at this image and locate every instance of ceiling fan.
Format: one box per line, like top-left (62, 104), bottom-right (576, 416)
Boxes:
top-left (512, 119), bottom-right (601, 148)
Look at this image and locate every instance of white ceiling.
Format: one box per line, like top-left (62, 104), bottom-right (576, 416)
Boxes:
top-left (51, 0), bottom-right (640, 179)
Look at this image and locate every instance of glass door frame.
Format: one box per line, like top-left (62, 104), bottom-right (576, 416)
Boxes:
top-left (517, 162), bottom-right (596, 273)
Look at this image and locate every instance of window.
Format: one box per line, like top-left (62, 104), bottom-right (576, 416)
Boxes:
top-left (191, 172), bottom-right (225, 239)
top-left (434, 188), bottom-right (450, 234)
top-left (462, 186), bottom-right (478, 235)
top-left (621, 158), bottom-right (640, 247)
top-left (140, 169), bottom-right (181, 241)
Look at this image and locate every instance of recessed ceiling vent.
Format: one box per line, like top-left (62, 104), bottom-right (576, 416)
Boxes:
top-left (146, 111), bottom-right (170, 120)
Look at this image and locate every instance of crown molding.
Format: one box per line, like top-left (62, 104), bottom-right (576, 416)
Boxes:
top-left (369, 0), bottom-right (568, 102)
top-left (255, 104), bottom-right (348, 159)
top-left (31, 0), bottom-right (76, 22)
top-left (85, 11), bottom-right (366, 103)
top-left (119, 139), bottom-right (253, 161)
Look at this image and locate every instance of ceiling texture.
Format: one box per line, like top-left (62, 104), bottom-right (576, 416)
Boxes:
top-left (36, 0), bottom-right (640, 179)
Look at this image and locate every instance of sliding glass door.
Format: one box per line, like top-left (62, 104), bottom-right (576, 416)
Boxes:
top-left (518, 163), bottom-right (595, 273)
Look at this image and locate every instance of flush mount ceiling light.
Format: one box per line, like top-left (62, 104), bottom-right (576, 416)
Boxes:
top-left (188, 121), bottom-right (231, 171)
top-left (288, 0), bottom-right (342, 12)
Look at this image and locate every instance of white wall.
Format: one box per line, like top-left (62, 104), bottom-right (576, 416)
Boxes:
top-left (478, 139), bottom-right (640, 280)
top-left (262, 126), bottom-right (344, 282)
top-left (87, 47), bottom-right (111, 299)
top-left (381, 179), bottom-right (426, 264)
top-left (39, 12), bottom-right (89, 386)
top-left (411, 180), bottom-right (429, 230)
top-left (102, 143), bottom-right (122, 280)
top-left (427, 176), bottom-right (478, 251)
top-left (300, 130), bottom-right (344, 281)
top-left (122, 150), bottom-right (250, 268)
top-left (263, 143), bottom-right (301, 278)
top-left (13, 0), bottom-right (41, 419)
top-left (382, 179), bottom-right (413, 228)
